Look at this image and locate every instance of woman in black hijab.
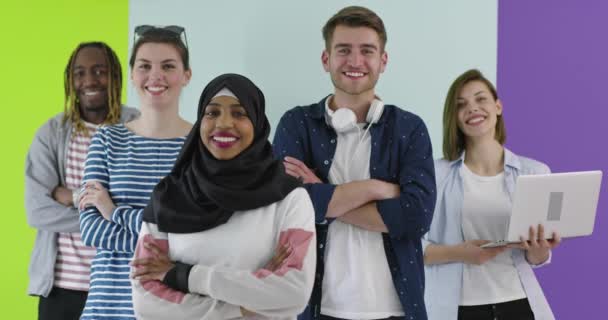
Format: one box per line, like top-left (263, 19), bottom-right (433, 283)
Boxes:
top-left (130, 74), bottom-right (316, 320)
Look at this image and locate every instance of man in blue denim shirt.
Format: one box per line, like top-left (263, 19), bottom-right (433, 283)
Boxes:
top-left (273, 6), bottom-right (436, 320)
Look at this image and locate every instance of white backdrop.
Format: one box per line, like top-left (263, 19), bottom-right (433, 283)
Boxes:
top-left (128, 0), bottom-right (497, 158)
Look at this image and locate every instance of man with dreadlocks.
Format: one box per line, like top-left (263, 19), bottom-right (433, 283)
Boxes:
top-left (24, 41), bottom-right (139, 320)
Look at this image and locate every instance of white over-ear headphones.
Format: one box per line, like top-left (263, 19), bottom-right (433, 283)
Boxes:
top-left (330, 99), bottom-right (384, 133)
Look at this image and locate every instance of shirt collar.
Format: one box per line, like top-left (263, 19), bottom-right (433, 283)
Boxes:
top-left (310, 95), bottom-right (331, 120)
top-left (504, 147), bottom-right (521, 170)
top-left (324, 95), bottom-right (335, 125)
top-left (449, 147), bottom-right (521, 171)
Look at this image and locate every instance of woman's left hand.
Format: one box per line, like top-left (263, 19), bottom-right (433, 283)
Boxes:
top-left (130, 241), bottom-right (175, 281)
top-left (509, 224), bottom-right (561, 265)
top-left (79, 181), bottom-right (116, 220)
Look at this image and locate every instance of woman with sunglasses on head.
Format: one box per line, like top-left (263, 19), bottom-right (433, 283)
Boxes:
top-left (78, 26), bottom-right (192, 319)
top-left (422, 69), bottom-right (561, 320)
top-left (129, 74), bottom-right (316, 320)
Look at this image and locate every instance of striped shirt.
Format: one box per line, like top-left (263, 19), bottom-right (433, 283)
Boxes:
top-left (55, 121), bottom-right (98, 291)
top-left (79, 124), bottom-right (185, 320)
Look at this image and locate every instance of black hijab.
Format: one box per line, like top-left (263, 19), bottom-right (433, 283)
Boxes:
top-left (143, 73), bottom-right (301, 233)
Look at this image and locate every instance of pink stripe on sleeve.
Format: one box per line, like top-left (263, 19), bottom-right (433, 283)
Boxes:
top-left (134, 234), bottom-right (186, 304)
top-left (253, 228), bottom-right (314, 279)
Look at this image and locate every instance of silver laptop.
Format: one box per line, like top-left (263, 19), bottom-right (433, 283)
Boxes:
top-left (481, 170), bottom-right (602, 248)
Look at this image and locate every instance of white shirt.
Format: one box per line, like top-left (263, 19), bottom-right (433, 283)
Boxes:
top-left (460, 164), bottom-right (526, 305)
top-left (422, 150), bottom-right (554, 320)
top-left (321, 103), bottom-right (403, 319)
top-left (132, 188), bottom-right (316, 320)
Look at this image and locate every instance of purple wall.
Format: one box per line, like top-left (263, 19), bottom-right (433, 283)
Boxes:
top-left (498, 0), bottom-right (608, 318)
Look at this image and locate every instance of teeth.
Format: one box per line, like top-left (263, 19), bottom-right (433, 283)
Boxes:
top-left (84, 91), bottom-right (102, 96)
top-left (213, 136), bottom-right (237, 142)
top-left (467, 116), bottom-right (485, 124)
top-left (147, 86), bottom-right (166, 92)
top-left (345, 72), bottom-right (364, 77)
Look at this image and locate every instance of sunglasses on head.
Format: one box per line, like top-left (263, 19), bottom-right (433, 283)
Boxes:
top-left (133, 25), bottom-right (188, 48)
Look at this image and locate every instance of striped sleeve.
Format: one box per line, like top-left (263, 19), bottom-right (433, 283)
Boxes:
top-left (79, 130), bottom-right (138, 253)
top-left (112, 206), bottom-right (144, 233)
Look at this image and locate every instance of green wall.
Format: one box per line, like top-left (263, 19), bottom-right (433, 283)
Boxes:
top-left (1, 1), bottom-right (128, 317)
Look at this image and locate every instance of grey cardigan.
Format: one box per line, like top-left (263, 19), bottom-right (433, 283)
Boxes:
top-left (24, 106), bottom-right (139, 296)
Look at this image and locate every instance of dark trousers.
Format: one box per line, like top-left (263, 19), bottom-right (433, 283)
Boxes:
top-left (320, 315), bottom-right (404, 320)
top-left (458, 298), bottom-right (535, 320)
top-left (38, 287), bottom-right (87, 320)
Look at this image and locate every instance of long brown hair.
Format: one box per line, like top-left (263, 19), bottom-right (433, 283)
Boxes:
top-left (442, 69), bottom-right (506, 160)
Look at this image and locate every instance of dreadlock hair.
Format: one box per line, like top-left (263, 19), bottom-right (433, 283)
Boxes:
top-left (63, 42), bottom-right (123, 136)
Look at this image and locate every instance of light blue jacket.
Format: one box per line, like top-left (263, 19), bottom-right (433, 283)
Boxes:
top-left (422, 148), bottom-right (555, 320)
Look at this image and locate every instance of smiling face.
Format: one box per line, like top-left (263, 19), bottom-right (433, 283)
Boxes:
top-left (322, 25), bottom-right (387, 98)
top-left (130, 42), bottom-right (191, 109)
top-left (456, 80), bottom-right (503, 141)
top-left (72, 46), bottom-right (109, 113)
top-left (200, 95), bottom-right (255, 160)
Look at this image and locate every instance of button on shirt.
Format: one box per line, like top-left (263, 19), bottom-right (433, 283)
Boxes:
top-left (273, 96), bottom-right (436, 320)
top-left (321, 105), bottom-right (403, 318)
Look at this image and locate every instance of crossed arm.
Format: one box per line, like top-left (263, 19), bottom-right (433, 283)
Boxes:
top-left (273, 111), bottom-right (435, 239)
top-left (78, 134), bottom-right (142, 252)
top-left (130, 192), bottom-right (316, 319)
top-left (283, 156), bottom-right (395, 232)
top-left (25, 123), bottom-right (81, 233)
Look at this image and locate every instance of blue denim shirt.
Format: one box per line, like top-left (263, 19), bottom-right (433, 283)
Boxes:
top-left (422, 149), bottom-right (555, 320)
top-left (273, 96), bottom-right (436, 320)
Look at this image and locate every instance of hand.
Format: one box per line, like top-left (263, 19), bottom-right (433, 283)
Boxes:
top-left (283, 156), bottom-right (322, 184)
top-left (78, 181), bottom-right (116, 220)
top-left (508, 224), bottom-right (561, 265)
top-left (130, 241), bottom-right (175, 281)
top-left (263, 244), bottom-right (292, 272)
top-left (52, 186), bottom-right (73, 207)
top-left (240, 244), bottom-right (292, 318)
top-left (240, 307), bottom-right (257, 318)
top-left (457, 240), bottom-right (508, 265)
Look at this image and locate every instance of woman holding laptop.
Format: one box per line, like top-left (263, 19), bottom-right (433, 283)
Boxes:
top-left (422, 69), bottom-right (561, 320)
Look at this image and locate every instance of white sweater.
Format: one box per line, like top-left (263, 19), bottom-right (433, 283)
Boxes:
top-left (132, 188), bottom-right (316, 320)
